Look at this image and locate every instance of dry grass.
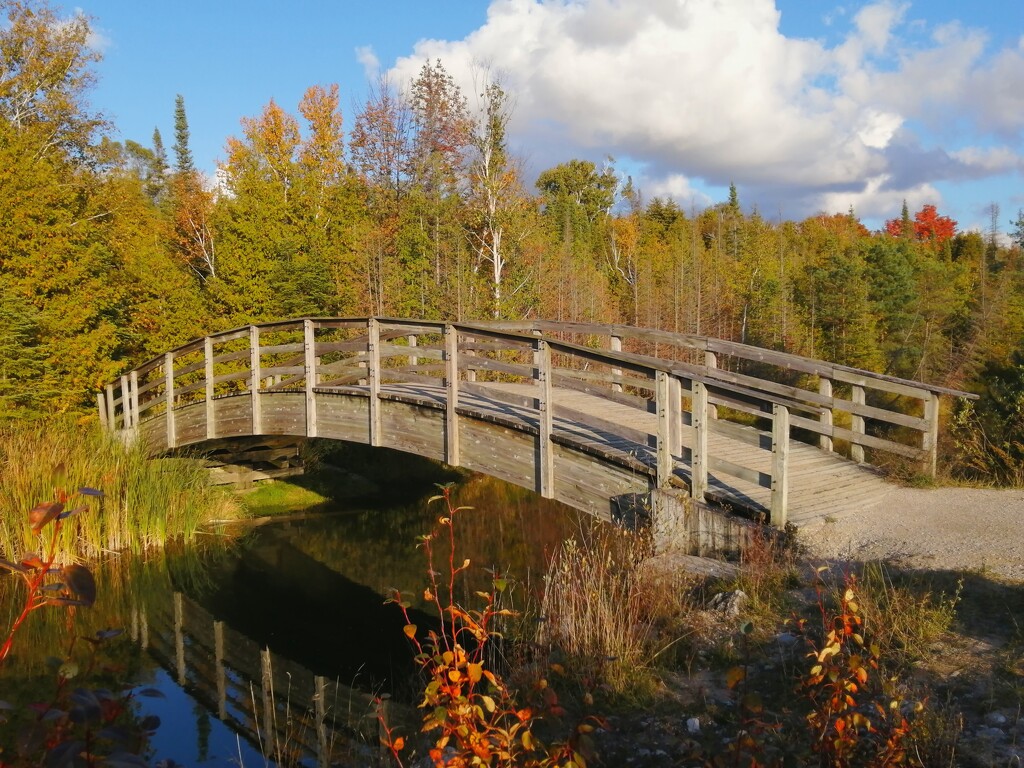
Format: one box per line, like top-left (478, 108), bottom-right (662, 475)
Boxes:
top-left (537, 530), bottom-right (702, 698)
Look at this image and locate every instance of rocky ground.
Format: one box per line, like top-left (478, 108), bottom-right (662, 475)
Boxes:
top-left (591, 485), bottom-right (1024, 767)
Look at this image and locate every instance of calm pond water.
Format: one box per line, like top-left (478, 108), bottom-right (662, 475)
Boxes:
top-left (0, 473), bottom-right (601, 766)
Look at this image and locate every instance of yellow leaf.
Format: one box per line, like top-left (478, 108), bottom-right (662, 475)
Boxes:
top-left (481, 694), bottom-right (496, 713)
top-left (726, 666), bottom-right (746, 689)
top-left (403, 624), bottom-right (417, 639)
top-left (467, 662), bottom-right (483, 683)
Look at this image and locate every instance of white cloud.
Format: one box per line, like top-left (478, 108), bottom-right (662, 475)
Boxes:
top-left (644, 173), bottom-right (712, 209)
top-left (386, 0), bottom-right (1024, 222)
top-left (355, 45), bottom-right (380, 80)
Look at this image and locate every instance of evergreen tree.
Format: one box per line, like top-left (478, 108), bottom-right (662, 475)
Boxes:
top-left (173, 94), bottom-right (195, 173)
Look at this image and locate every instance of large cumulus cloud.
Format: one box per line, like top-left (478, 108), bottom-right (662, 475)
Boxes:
top-left (381, 0), bottom-right (1024, 222)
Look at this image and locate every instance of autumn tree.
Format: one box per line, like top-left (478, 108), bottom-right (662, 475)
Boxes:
top-left (885, 203), bottom-right (956, 253)
top-left (0, 0), bottom-right (154, 412)
top-left (213, 90), bottom-right (360, 322)
top-left (465, 78), bottom-right (530, 318)
top-left (404, 60), bottom-right (473, 317)
top-left (167, 95), bottom-right (216, 280)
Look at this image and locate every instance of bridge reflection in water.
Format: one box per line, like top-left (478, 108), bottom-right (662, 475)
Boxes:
top-left (100, 318), bottom-right (975, 540)
top-left (135, 587), bottom-right (391, 766)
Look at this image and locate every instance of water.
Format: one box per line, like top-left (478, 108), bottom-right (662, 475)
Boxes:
top-left (0, 474), bottom-right (596, 766)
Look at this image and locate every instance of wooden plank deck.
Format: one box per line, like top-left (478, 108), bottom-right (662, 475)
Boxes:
top-left (337, 380), bottom-right (892, 527)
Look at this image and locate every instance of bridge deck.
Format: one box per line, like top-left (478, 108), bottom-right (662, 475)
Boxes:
top-left (108, 318), bottom-right (969, 534)
top-left (338, 380), bottom-right (890, 527)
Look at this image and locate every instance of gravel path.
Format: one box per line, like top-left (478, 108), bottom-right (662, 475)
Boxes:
top-left (796, 486), bottom-right (1024, 582)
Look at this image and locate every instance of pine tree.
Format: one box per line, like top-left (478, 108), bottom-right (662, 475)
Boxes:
top-left (173, 94), bottom-right (195, 173)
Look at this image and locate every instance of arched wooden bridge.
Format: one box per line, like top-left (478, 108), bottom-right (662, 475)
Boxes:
top-left (98, 318), bottom-right (974, 537)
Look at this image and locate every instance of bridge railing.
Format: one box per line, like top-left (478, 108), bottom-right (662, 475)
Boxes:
top-left (481, 320), bottom-right (977, 477)
top-left (99, 317), bottom-right (974, 526)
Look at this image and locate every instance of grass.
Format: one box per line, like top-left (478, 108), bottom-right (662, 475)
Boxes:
top-left (239, 477), bottom-right (332, 516)
top-left (537, 528), bottom-right (704, 700)
top-left (0, 418), bottom-right (238, 561)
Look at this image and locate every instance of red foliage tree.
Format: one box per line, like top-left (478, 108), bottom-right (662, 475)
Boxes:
top-left (885, 204), bottom-right (957, 250)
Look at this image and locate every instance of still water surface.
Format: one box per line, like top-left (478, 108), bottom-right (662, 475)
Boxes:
top-left (0, 474), bottom-right (597, 765)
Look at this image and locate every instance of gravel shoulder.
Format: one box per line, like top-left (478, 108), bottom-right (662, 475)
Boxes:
top-left (795, 486), bottom-right (1024, 582)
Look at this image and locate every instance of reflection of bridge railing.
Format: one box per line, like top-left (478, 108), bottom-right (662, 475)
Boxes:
top-left (99, 318), bottom-right (974, 528)
top-left (133, 591), bottom-right (386, 766)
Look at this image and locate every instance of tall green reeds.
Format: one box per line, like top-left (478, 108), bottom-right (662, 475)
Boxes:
top-left (0, 419), bottom-right (237, 561)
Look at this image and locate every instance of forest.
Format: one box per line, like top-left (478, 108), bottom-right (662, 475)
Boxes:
top-left (2, 1), bottom-right (1023, 482)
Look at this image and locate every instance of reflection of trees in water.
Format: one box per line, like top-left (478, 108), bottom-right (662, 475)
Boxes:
top-left (268, 473), bottom-right (604, 613)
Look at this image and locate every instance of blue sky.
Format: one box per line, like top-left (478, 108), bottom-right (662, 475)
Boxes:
top-left (78, 0), bottom-right (1023, 235)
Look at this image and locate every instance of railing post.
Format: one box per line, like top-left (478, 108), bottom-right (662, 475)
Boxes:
top-left (923, 392), bottom-right (939, 479)
top-left (850, 384), bottom-right (865, 463)
top-left (669, 375), bottom-right (682, 457)
top-left (163, 355), bottom-right (175, 449)
top-left (105, 382), bottom-right (116, 430)
top-left (656, 371), bottom-right (672, 488)
top-left (444, 324), bottom-right (460, 466)
top-left (691, 379), bottom-right (708, 502)
top-left (205, 337), bottom-right (215, 440)
top-left (610, 334), bottom-right (623, 392)
top-left (249, 325), bottom-right (263, 435)
top-left (818, 376), bottom-right (833, 452)
top-left (97, 392), bottom-right (108, 429)
top-left (536, 338), bottom-right (555, 498)
top-left (304, 319), bottom-right (318, 438)
top-left (408, 334), bottom-right (418, 368)
top-left (368, 317), bottom-right (381, 446)
top-left (771, 403), bottom-right (790, 527)
top-left (704, 350), bottom-right (719, 418)
top-left (120, 374), bottom-right (131, 431)
top-left (129, 370), bottom-right (139, 441)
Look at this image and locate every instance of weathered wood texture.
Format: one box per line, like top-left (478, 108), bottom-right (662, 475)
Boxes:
top-left (104, 317), bottom-right (976, 531)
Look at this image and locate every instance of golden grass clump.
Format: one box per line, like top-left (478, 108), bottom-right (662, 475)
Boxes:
top-left (0, 419), bottom-right (236, 561)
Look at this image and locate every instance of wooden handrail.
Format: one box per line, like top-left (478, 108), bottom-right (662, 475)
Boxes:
top-left (99, 317), bottom-right (978, 524)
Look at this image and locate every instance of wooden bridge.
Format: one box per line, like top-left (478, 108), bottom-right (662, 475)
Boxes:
top-left (98, 318), bottom-right (974, 540)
